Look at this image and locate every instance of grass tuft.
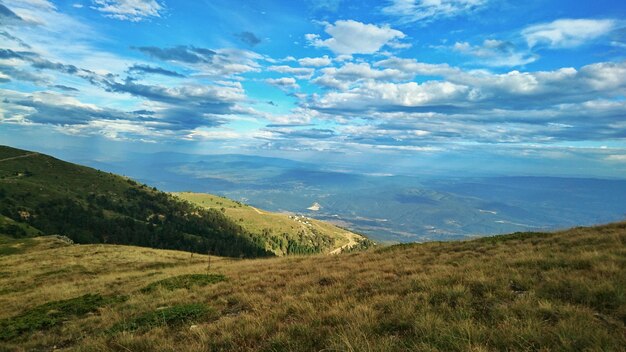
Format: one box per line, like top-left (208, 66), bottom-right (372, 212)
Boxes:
top-left (0, 293), bottom-right (123, 341)
top-left (110, 304), bottom-right (215, 332)
top-left (140, 273), bottom-right (226, 293)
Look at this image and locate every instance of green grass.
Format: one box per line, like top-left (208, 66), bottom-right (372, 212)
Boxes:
top-left (0, 235), bottom-right (58, 256)
top-left (0, 294), bottom-right (123, 341)
top-left (140, 274), bottom-right (227, 293)
top-left (0, 215), bottom-right (42, 239)
top-left (110, 304), bottom-right (216, 332)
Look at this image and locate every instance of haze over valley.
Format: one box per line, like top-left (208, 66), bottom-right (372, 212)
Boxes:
top-left (69, 151), bottom-right (626, 242)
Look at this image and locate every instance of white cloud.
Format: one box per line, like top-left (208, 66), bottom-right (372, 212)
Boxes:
top-left (314, 80), bottom-right (470, 111)
top-left (267, 65), bottom-right (314, 79)
top-left (265, 77), bottom-right (299, 90)
top-left (606, 155), bottom-right (626, 162)
top-left (313, 62), bottom-right (410, 89)
top-left (306, 20), bottom-right (405, 55)
top-left (522, 19), bottom-right (616, 48)
top-left (452, 39), bottom-right (538, 67)
top-left (298, 56), bottom-right (332, 67)
top-left (310, 60), bottom-right (626, 117)
top-left (375, 57), bottom-right (458, 76)
top-left (91, 0), bottom-right (164, 22)
top-left (184, 128), bottom-right (242, 141)
top-left (382, 0), bottom-right (488, 24)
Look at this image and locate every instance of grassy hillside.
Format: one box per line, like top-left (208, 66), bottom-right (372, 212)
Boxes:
top-left (0, 145), bottom-right (273, 258)
top-left (1, 222), bottom-right (624, 351)
top-left (175, 192), bottom-right (370, 256)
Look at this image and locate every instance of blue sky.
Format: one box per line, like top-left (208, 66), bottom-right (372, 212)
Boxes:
top-left (1, 0), bottom-right (626, 177)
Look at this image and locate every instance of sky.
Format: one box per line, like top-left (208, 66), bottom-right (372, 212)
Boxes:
top-left (1, 0), bottom-right (626, 178)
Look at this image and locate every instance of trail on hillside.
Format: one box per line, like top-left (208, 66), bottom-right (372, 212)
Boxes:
top-left (0, 153), bottom-right (38, 163)
top-left (329, 233), bottom-right (359, 255)
top-left (249, 206), bottom-right (264, 215)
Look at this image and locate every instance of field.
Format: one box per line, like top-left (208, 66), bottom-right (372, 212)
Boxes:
top-left (175, 192), bottom-right (366, 255)
top-left (1, 223), bottom-right (625, 351)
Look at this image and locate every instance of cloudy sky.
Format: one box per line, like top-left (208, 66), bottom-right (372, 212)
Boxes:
top-left (1, 0), bottom-right (625, 177)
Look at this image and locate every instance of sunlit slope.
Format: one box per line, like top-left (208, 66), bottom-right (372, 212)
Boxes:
top-left (0, 145), bottom-right (272, 258)
top-left (175, 192), bottom-right (370, 255)
top-left (1, 222), bottom-right (624, 351)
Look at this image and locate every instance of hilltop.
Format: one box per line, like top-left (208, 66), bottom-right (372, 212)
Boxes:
top-left (0, 146), bottom-right (366, 258)
top-left (175, 192), bottom-right (368, 256)
top-left (0, 222), bottom-right (624, 351)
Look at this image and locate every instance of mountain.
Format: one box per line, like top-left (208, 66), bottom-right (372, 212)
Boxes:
top-left (1, 222), bottom-right (624, 350)
top-left (84, 151), bottom-right (626, 242)
top-left (0, 146), bottom-right (366, 257)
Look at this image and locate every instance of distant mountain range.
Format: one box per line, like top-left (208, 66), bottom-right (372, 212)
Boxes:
top-left (74, 151), bottom-right (626, 242)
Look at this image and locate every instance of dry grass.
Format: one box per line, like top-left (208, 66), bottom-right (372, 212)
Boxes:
top-left (1, 223), bottom-right (625, 351)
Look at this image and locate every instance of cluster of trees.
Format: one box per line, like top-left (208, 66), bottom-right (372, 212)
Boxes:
top-left (258, 227), bottom-right (336, 255)
top-left (0, 181), bottom-right (273, 258)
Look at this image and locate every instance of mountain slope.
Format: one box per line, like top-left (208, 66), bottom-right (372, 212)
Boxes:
top-left (1, 222), bottom-right (624, 351)
top-left (0, 145), bottom-right (273, 257)
top-left (175, 192), bottom-right (370, 256)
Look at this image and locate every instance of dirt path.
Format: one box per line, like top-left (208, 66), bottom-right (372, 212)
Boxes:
top-left (249, 206), bottom-right (264, 215)
top-left (329, 233), bottom-right (359, 255)
top-left (0, 153), bottom-right (38, 163)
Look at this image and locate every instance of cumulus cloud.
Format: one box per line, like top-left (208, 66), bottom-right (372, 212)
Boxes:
top-left (375, 57), bottom-right (457, 76)
top-left (306, 20), bottom-right (405, 55)
top-left (382, 0), bottom-right (488, 24)
top-left (313, 80), bottom-right (470, 113)
top-left (267, 65), bottom-right (314, 79)
top-left (313, 62), bottom-right (411, 89)
top-left (91, 0), bottom-right (164, 22)
top-left (298, 55), bottom-right (332, 67)
top-left (522, 19), bottom-right (616, 48)
top-left (452, 39), bottom-right (538, 67)
top-left (265, 77), bottom-right (299, 90)
top-left (309, 60), bottom-right (626, 121)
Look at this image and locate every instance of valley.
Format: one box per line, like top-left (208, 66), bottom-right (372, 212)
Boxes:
top-left (81, 151), bottom-right (626, 243)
